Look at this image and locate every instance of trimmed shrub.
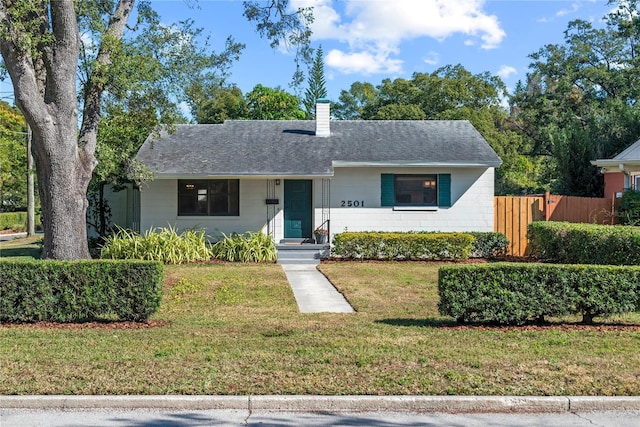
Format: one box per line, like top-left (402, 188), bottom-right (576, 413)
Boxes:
top-left (332, 232), bottom-right (474, 260)
top-left (468, 232), bottom-right (509, 259)
top-left (0, 212), bottom-right (26, 230)
top-left (101, 226), bottom-right (213, 264)
top-left (211, 232), bottom-right (277, 262)
top-left (0, 211), bottom-right (42, 231)
top-left (0, 260), bottom-right (163, 323)
top-left (438, 263), bottom-right (640, 325)
top-left (618, 189), bottom-right (640, 226)
top-left (528, 221), bottom-right (640, 265)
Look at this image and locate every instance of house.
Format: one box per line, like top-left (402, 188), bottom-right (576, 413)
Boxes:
top-left (592, 139), bottom-right (640, 199)
top-left (134, 101), bottom-right (502, 242)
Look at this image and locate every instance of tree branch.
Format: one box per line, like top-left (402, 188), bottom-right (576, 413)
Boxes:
top-left (79, 0), bottom-right (135, 166)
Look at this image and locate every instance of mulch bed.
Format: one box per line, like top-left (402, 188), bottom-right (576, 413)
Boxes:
top-left (0, 320), bottom-right (170, 330)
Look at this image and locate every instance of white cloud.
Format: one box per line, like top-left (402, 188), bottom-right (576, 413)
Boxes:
top-left (423, 51), bottom-right (440, 66)
top-left (292, 0), bottom-right (506, 75)
top-left (325, 49), bottom-right (403, 75)
top-left (497, 65), bottom-right (517, 79)
top-left (556, 3), bottom-right (580, 17)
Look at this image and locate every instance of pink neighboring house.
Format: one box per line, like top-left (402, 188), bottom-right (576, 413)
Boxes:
top-left (592, 139), bottom-right (640, 200)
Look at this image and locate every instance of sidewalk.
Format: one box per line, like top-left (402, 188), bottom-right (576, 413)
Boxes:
top-left (281, 264), bottom-right (354, 313)
top-left (2, 395), bottom-right (640, 411)
top-left (0, 232), bottom-right (27, 242)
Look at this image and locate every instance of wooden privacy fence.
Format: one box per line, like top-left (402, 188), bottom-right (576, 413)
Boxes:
top-left (494, 193), bottom-right (615, 257)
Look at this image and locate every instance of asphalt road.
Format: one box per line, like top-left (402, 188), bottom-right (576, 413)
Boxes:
top-left (2, 408), bottom-right (640, 426)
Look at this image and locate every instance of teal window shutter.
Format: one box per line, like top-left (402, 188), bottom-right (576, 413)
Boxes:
top-left (438, 174), bottom-right (451, 207)
top-left (381, 174), bottom-right (395, 206)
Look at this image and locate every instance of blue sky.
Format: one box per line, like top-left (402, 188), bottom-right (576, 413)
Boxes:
top-left (150, 0), bottom-right (614, 101)
top-left (0, 1), bottom-right (615, 107)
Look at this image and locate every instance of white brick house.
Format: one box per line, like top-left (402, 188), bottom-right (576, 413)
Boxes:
top-left (134, 101), bottom-right (501, 242)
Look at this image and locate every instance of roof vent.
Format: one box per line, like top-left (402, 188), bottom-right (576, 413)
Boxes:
top-left (315, 99), bottom-right (330, 137)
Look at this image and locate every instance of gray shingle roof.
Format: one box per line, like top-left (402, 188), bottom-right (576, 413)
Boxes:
top-left (136, 120), bottom-right (502, 176)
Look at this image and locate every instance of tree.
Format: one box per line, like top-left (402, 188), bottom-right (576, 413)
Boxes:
top-left (511, 1), bottom-right (640, 196)
top-left (88, 102), bottom-right (159, 238)
top-left (245, 84), bottom-right (306, 120)
top-left (303, 46), bottom-right (327, 119)
top-left (371, 104), bottom-right (426, 120)
top-left (332, 81), bottom-right (377, 120)
top-left (0, 100), bottom-right (27, 211)
top-left (0, 1), bottom-right (312, 259)
top-left (187, 81), bottom-right (248, 124)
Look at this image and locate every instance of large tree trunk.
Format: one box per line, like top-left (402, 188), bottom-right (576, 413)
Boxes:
top-left (0, 0), bottom-right (134, 259)
top-left (31, 119), bottom-right (93, 259)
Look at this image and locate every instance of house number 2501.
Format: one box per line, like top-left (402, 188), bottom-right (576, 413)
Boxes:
top-left (341, 200), bottom-right (365, 207)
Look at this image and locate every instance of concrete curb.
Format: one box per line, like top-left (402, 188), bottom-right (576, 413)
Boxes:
top-left (1, 395), bottom-right (639, 413)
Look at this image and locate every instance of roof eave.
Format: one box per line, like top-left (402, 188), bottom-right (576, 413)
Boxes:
top-left (332, 160), bottom-right (502, 168)
top-left (151, 172), bottom-right (335, 179)
top-left (591, 159), bottom-right (640, 172)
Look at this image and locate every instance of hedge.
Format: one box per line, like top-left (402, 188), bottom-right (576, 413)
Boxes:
top-left (438, 263), bottom-right (640, 325)
top-left (0, 211), bottom-right (27, 231)
top-left (0, 260), bottom-right (163, 323)
top-left (528, 221), bottom-right (640, 265)
top-left (468, 232), bottom-right (509, 259)
top-left (332, 232), bottom-right (475, 260)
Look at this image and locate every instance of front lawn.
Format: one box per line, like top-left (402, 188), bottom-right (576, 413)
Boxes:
top-left (0, 235), bottom-right (42, 260)
top-left (1, 262), bottom-right (639, 395)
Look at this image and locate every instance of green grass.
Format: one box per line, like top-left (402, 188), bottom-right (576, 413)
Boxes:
top-left (1, 261), bottom-right (639, 395)
top-left (0, 235), bottom-right (42, 260)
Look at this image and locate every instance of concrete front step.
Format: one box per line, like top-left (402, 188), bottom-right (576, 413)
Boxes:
top-left (276, 243), bottom-right (330, 265)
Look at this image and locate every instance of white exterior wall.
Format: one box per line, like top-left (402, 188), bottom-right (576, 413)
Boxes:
top-left (139, 167), bottom-right (495, 241)
top-left (313, 167), bottom-right (495, 235)
top-left (140, 178), bottom-right (283, 240)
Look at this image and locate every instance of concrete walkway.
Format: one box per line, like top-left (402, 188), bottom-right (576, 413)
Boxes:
top-left (281, 264), bottom-right (354, 313)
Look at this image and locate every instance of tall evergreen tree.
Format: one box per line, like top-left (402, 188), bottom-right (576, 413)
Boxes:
top-left (303, 46), bottom-right (328, 119)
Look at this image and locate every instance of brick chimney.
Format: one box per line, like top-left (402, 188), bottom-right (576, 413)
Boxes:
top-left (315, 98), bottom-right (330, 137)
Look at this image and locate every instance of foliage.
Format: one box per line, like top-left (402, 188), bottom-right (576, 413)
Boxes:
top-left (0, 259), bottom-right (163, 322)
top-left (618, 189), bottom-right (640, 226)
top-left (0, 211), bottom-right (41, 232)
top-left (468, 232), bottom-right (509, 259)
top-left (187, 83), bottom-right (248, 124)
top-left (0, 101), bottom-right (28, 211)
top-left (211, 232), bottom-right (277, 262)
top-left (528, 221), bottom-right (640, 265)
top-left (0, 1), bottom-right (312, 260)
top-left (245, 84), bottom-right (306, 120)
top-left (100, 226), bottom-right (213, 264)
top-left (243, 0), bottom-right (314, 88)
top-left (303, 46), bottom-right (328, 119)
top-left (332, 232), bottom-right (474, 260)
top-left (438, 263), bottom-right (640, 325)
top-left (511, 2), bottom-right (640, 196)
top-left (332, 81), bottom-right (377, 120)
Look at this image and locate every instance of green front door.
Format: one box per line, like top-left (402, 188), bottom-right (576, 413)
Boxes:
top-left (284, 180), bottom-right (312, 239)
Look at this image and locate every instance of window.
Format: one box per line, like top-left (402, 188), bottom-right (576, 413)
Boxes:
top-left (178, 179), bottom-right (239, 216)
top-left (394, 175), bottom-right (437, 206)
top-left (381, 173), bottom-right (451, 207)
top-left (635, 175), bottom-right (640, 190)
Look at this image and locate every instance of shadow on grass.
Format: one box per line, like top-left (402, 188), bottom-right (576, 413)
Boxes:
top-left (377, 318), bottom-right (459, 328)
top-left (0, 246), bottom-right (42, 259)
top-left (378, 318), bottom-right (640, 330)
